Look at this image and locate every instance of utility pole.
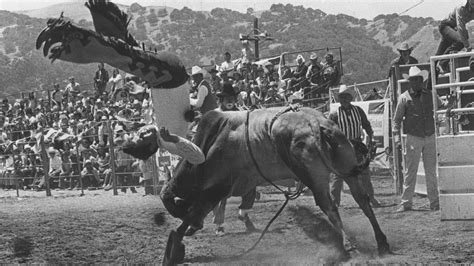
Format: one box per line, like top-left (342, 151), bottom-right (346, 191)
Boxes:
top-left (240, 17), bottom-right (273, 62)
top-left (254, 18), bottom-right (259, 61)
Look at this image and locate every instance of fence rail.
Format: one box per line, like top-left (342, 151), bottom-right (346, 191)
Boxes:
top-left (0, 120), bottom-right (162, 197)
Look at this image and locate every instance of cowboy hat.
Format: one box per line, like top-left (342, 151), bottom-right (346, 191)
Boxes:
top-left (402, 66), bottom-right (429, 81)
top-left (310, 53), bottom-right (318, 60)
top-left (338, 84), bottom-right (356, 99)
top-left (397, 42), bottom-right (413, 52)
top-left (296, 54), bottom-right (305, 63)
top-left (216, 82), bottom-right (239, 98)
top-left (191, 66), bottom-right (207, 76)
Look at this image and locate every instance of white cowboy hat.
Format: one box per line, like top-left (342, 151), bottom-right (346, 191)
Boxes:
top-left (296, 54), bottom-right (305, 63)
top-left (338, 84), bottom-right (356, 99)
top-left (191, 66), bottom-right (206, 76)
top-left (403, 66), bottom-right (429, 81)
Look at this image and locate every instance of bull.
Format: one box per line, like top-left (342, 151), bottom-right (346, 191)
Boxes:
top-left (127, 106), bottom-right (391, 264)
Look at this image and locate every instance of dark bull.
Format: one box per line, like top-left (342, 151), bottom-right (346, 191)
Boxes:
top-left (152, 107), bottom-right (391, 264)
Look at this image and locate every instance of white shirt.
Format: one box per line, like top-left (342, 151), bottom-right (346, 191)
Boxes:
top-left (220, 61), bottom-right (234, 72)
top-left (109, 73), bottom-right (124, 92)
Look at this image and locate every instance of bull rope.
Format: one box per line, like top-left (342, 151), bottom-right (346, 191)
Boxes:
top-left (241, 106), bottom-right (306, 255)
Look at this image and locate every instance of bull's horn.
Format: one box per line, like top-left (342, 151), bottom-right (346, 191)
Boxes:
top-left (174, 197), bottom-right (186, 207)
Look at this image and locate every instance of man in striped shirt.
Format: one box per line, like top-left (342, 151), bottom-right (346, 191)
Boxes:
top-left (328, 85), bottom-right (381, 207)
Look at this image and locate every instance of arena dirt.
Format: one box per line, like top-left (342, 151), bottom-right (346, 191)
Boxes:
top-left (0, 175), bottom-right (473, 264)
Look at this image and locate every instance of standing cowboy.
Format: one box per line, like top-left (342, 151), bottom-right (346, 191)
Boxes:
top-left (393, 66), bottom-right (442, 212)
top-left (388, 42), bottom-right (418, 78)
top-left (329, 85), bottom-right (381, 208)
top-left (190, 66), bottom-right (218, 115)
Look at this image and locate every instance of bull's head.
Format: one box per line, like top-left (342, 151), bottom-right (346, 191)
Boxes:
top-left (115, 124), bottom-right (160, 161)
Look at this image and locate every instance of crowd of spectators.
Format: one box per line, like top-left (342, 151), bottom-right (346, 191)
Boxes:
top-left (196, 51), bottom-right (342, 111)
top-left (0, 51), bottom-right (342, 193)
top-left (0, 64), bottom-right (151, 193)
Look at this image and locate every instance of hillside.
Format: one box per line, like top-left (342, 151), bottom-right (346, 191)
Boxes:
top-left (0, 2), bottom-right (452, 99)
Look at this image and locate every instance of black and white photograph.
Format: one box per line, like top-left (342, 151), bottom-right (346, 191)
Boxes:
top-left (0, 0), bottom-right (473, 264)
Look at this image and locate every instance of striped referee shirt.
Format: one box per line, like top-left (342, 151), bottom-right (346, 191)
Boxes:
top-left (329, 104), bottom-right (373, 141)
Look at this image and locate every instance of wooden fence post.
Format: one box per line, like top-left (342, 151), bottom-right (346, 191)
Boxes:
top-left (75, 144), bottom-right (85, 196)
top-left (13, 155), bottom-right (20, 198)
top-left (108, 121), bottom-right (118, 196)
top-left (40, 135), bottom-right (51, 197)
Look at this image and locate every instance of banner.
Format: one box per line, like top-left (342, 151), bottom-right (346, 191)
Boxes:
top-left (330, 99), bottom-right (391, 168)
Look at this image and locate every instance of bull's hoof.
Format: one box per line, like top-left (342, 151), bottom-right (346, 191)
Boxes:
top-left (239, 214), bottom-right (258, 233)
top-left (378, 243), bottom-right (393, 256)
top-left (163, 230), bottom-right (185, 266)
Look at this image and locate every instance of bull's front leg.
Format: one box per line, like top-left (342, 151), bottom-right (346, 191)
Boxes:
top-left (343, 177), bottom-right (391, 255)
top-left (163, 222), bottom-right (188, 266)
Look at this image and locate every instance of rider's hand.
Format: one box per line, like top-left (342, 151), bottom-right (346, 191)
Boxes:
top-left (160, 127), bottom-right (179, 143)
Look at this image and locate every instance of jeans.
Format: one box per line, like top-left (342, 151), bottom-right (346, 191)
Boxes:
top-left (401, 134), bottom-right (439, 208)
top-left (436, 23), bottom-right (466, 56)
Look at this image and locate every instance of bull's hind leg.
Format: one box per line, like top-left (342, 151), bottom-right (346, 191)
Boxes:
top-left (343, 176), bottom-right (391, 255)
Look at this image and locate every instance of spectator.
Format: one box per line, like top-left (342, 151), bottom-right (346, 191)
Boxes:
top-left (264, 82), bottom-right (285, 104)
top-left (113, 123), bottom-right (138, 193)
top-left (47, 147), bottom-right (62, 189)
top-left (94, 63), bottom-right (109, 99)
top-left (328, 85), bottom-right (380, 208)
top-left (219, 51), bottom-right (234, 74)
top-left (306, 53), bottom-right (323, 86)
top-left (286, 54), bottom-right (308, 92)
top-left (245, 84), bottom-right (261, 110)
top-left (321, 52), bottom-right (341, 87)
top-left (209, 67), bottom-right (222, 94)
top-left (216, 82), bottom-right (240, 112)
top-left (388, 42), bottom-right (418, 78)
top-left (436, 0), bottom-right (474, 71)
top-left (365, 88), bottom-right (383, 101)
top-left (393, 66), bottom-right (445, 212)
top-left (81, 159), bottom-right (100, 189)
top-left (190, 66), bottom-right (218, 115)
top-left (108, 68), bottom-right (123, 99)
top-left (64, 76), bottom-right (81, 101)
